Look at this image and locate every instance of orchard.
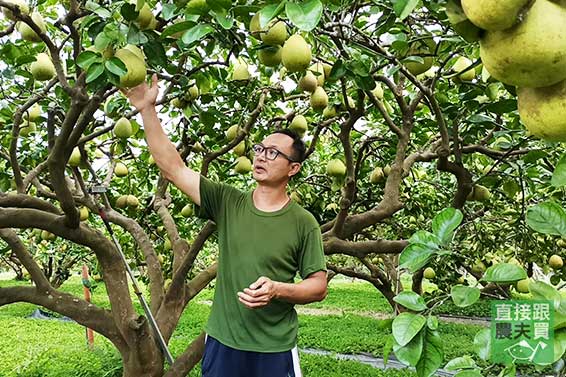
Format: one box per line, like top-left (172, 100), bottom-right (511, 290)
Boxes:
top-left (2, 0), bottom-right (566, 376)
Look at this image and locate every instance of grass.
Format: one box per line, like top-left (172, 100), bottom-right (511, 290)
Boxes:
top-left (303, 278), bottom-right (393, 314)
top-left (0, 275), bottom-right (512, 376)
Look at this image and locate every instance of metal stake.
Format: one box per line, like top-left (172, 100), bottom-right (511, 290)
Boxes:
top-left (86, 183), bottom-right (174, 366)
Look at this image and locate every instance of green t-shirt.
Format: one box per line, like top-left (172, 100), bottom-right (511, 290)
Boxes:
top-left (198, 176), bottom-right (326, 352)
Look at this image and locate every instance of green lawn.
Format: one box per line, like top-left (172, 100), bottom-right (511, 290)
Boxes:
top-left (0, 276), bottom-right (494, 376)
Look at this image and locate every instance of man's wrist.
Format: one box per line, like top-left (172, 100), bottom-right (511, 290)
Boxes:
top-left (273, 281), bottom-right (283, 300)
top-left (139, 105), bottom-right (157, 118)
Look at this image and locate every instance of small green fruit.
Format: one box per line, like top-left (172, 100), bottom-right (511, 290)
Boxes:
top-left (260, 20), bottom-right (288, 46)
top-left (113, 117), bottom-right (133, 139)
top-left (234, 156), bottom-right (252, 174)
top-left (226, 125), bottom-right (239, 141)
top-left (233, 141), bottom-right (246, 156)
top-left (115, 162), bottom-right (129, 177)
top-left (115, 195), bottom-right (128, 208)
top-left (370, 167), bottom-right (384, 184)
top-left (310, 87), bottom-right (328, 111)
top-left (126, 194), bottom-right (139, 208)
top-left (69, 148), bottom-right (81, 167)
top-left (549, 254), bottom-right (564, 270)
top-left (181, 204), bottom-right (193, 217)
top-left (30, 53), bottom-right (56, 81)
top-left (258, 46), bottom-right (282, 67)
top-left (326, 159), bottom-right (346, 177)
top-left (289, 115), bottom-right (308, 136)
top-left (423, 267), bottom-right (435, 279)
top-left (281, 34), bottom-right (311, 72)
top-left (79, 207), bottom-right (89, 221)
top-left (516, 278), bottom-right (530, 293)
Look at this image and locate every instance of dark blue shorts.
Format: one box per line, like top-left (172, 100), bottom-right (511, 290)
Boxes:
top-left (201, 335), bottom-right (302, 377)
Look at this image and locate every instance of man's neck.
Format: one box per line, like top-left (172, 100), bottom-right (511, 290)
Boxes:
top-left (252, 183), bottom-right (290, 212)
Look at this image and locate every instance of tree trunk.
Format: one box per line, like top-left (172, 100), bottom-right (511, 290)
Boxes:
top-left (122, 345), bottom-right (164, 377)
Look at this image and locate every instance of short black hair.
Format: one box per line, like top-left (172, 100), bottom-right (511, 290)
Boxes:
top-left (273, 129), bottom-right (306, 163)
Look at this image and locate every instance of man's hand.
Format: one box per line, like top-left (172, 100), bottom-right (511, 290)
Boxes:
top-left (237, 276), bottom-right (278, 309)
top-left (120, 73), bottom-right (159, 113)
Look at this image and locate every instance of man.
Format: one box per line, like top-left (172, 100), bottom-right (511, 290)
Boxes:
top-left (123, 74), bottom-right (328, 377)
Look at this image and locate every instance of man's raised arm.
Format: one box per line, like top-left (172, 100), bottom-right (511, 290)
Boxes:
top-left (122, 74), bottom-right (201, 205)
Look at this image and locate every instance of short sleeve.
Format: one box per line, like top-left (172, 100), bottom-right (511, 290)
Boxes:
top-left (197, 176), bottom-right (230, 221)
top-left (298, 228), bottom-right (326, 279)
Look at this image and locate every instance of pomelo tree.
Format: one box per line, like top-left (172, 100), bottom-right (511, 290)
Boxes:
top-left (1, 0), bottom-right (566, 375)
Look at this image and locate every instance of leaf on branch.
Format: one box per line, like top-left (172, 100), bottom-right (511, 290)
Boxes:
top-left (285, 0), bottom-right (323, 31)
top-left (392, 312), bottom-right (426, 347)
top-left (481, 263), bottom-right (526, 284)
top-left (450, 285), bottom-right (480, 308)
top-left (393, 291), bottom-right (427, 312)
top-left (552, 154), bottom-right (566, 188)
top-left (181, 24), bottom-right (215, 46)
top-left (526, 201), bottom-right (566, 237)
top-left (391, 0), bottom-right (419, 20)
top-left (432, 208), bottom-right (463, 246)
top-left (86, 63), bottom-right (104, 84)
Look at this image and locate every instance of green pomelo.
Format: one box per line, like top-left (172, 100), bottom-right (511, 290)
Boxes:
top-left (281, 35), bottom-right (311, 72)
top-left (461, 0), bottom-right (530, 31)
top-left (479, 0), bottom-right (566, 88)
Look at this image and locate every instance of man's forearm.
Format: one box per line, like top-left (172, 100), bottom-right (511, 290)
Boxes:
top-left (139, 107), bottom-right (184, 180)
top-left (274, 275), bottom-right (327, 305)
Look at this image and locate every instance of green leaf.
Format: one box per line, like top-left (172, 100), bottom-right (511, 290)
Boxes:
top-left (393, 291), bottom-right (427, 311)
top-left (468, 114), bottom-right (494, 124)
top-left (529, 281), bottom-right (562, 309)
top-left (526, 201), bottom-right (566, 237)
top-left (326, 59), bottom-right (346, 82)
top-left (481, 263), bottom-right (527, 284)
top-left (383, 335), bottom-right (395, 367)
top-left (258, 2), bottom-right (286, 28)
top-left (408, 231), bottom-right (440, 249)
top-left (432, 208), bottom-right (463, 245)
top-left (86, 63), bottom-right (104, 84)
top-left (213, 11), bottom-right (234, 29)
top-left (285, 0), bottom-right (323, 31)
top-left (485, 99), bottom-right (517, 114)
top-left (497, 364), bottom-right (516, 377)
top-left (206, 0), bottom-right (232, 12)
top-left (399, 243), bottom-right (436, 273)
top-left (181, 24), bottom-right (214, 46)
top-left (161, 3), bottom-right (177, 20)
top-left (454, 370), bottom-right (483, 377)
top-left (104, 58), bottom-right (127, 76)
top-left (135, 0), bottom-right (144, 11)
top-left (94, 32), bottom-right (111, 51)
top-left (162, 21), bottom-right (195, 38)
top-left (76, 51), bottom-right (101, 69)
top-left (416, 330), bottom-right (443, 377)
top-left (391, 0), bottom-right (419, 20)
top-left (427, 315), bottom-right (438, 331)
top-left (85, 1), bottom-right (111, 18)
top-left (473, 328), bottom-right (491, 361)
top-left (354, 75), bottom-right (376, 91)
top-left (392, 312), bottom-right (427, 347)
top-left (394, 330), bottom-right (424, 367)
top-left (121, 3), bottom-right (138, 21)
top-left (444, 355), bottom-right (477, 371)
top-left (127, 25), bottom-right (149, 44)
top-left (552, 154), bottom-right (566, 188)
top-left (143, 40), bottom-right (167, 68)
top-left (450, 285), bottom-right (481, 307)
top-left (552, 329), bottom-right (566, 362)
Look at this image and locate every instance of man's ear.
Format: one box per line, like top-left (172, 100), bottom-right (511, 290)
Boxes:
top-left (288, 162), bottom-right (301, 177)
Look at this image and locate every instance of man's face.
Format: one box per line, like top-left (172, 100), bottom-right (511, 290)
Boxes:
top-left (252, 133), bottom-right (301, 184)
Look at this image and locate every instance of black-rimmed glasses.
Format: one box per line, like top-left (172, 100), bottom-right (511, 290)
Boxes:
top-left (252, 144), bottom-right (298, 162)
